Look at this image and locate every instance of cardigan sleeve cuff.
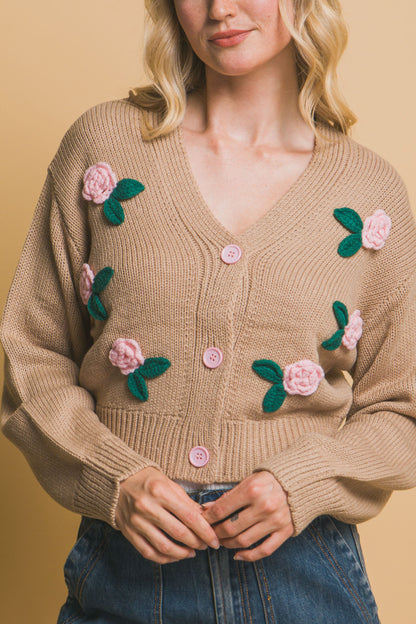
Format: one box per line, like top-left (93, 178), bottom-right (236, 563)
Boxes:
top-left (72, 436), bottom-right (162, 530)
top-left (252, 435), bottom-right (338, 535)
top-left (252, 425), bottom-right (396, 536)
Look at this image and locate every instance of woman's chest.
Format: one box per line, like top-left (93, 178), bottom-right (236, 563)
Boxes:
top-left (181, 132), bottom-right (315, 237)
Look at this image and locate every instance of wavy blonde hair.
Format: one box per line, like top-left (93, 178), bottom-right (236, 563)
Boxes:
top-left (129, 0), bottom-right (357, 141)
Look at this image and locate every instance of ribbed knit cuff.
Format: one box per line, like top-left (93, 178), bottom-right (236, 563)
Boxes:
top-left (252, 435), bottom-right (343, 536)
top-left (73, 436), bottom-right (161, 529)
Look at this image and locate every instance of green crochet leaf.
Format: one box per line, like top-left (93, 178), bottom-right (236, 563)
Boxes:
top-left (333, 208), bottom-right (363, 234)
top-left (128, 370), bottom-right (148, 401)
top-left (87, 293), bottom-right (107, 321)
top-left (333, 301), bottom-right (348, 329)
top-left (321, 329), bottom-right (344, 351)
top-left (103, 195), bottom-right (124, 225)
top-left (140, 357), bottom-right (171, 379)
top-left (112, 179), bottom-right (145, 201)
top-left (252, 359), bottom-right (283, 384)
top-left (338, 234), bottom-right (362, 257)
top-left (92, 267), bottom-right (114, 294)
top-left (263, 383), bottom-right (286, 412)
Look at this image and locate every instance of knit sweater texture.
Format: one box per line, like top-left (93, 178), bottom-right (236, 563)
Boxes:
top-left (2, 97), bottom-right (416, 536)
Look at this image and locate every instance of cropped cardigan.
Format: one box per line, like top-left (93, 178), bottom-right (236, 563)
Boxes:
top-left (2, 97), bottom-right (416, 536)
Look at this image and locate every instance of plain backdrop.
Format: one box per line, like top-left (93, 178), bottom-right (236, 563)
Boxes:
top-left (1, 1), bottom-right (415, 622)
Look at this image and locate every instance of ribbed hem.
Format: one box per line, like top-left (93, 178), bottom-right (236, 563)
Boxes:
top-left (97, 405), bottom-right (338, 484)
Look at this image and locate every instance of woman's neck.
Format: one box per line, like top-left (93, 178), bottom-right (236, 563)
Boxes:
top-left (185, 41), bottom-right (313, 151)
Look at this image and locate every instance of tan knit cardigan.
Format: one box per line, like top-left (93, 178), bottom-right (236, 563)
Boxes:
top-left (2, 98), bottom-right (416, 536)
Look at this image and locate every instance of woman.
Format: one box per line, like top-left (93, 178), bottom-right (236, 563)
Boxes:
top-left (2, 0), bottom-right (416, 622)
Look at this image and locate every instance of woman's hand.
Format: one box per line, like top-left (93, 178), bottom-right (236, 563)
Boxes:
top-left (201, 471), bottom-right (294, 562)
top-left (115, 467), bottom-right (221, 564)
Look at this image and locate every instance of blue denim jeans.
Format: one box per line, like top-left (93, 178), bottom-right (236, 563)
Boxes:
top-left (57, 487), bottom-right (380, 623)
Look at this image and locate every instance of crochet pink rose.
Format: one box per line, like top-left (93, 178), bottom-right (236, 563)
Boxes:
top-left (82, 162), bottom-right (117, 204)
top-left (342, 310), bottom-right (363, 350)
top-left (109, 338), bottom-right (145, 375)
top-left (79, 263), bottom-right (95, 305)
top-left (362, 209), bottom-right (391, 250)
top-left (283, 360), bottom-right (324, 396)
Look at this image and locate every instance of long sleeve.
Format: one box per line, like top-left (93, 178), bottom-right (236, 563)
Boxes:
top-left (253, 175), bottom-right (416, 536)
top-left (0, 170), bottom-right (161, 528)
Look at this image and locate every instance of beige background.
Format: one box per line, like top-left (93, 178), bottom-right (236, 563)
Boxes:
top-left (1, 1), bottom-right (415, 622)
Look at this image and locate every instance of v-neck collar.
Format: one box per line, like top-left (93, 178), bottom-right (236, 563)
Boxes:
top-left (146, 108), bottom-right (345, 252)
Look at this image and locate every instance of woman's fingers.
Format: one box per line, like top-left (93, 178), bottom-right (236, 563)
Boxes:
top-left (116, 466), bottom-right (292, 564)
top-left (217, 517), bottom-right (293, 550)
top-left (209, 506), bottom-right (256, 540)
top-left (117, 491), bottom-right (200, 562)
top-left (207, 494), bottom-right (283, 540)
top-left (127, 513), bottom-right (197, 561)
top-left (210, 500), bottom-right (291, 542)
top-left (146, 503), bottom-right (210, 551)
top-left (233, 525), bottom-right (294, 562)
top-left (143, 470), bottom-right (220, 548)
top-left (115, 467), bottom-right (220, 563)
top-left (218, 522), bottom-right (268, 550)
top-left (159, 487), bottom-right (221, 550)
top-left (198, 472), bottom-right (295, 560)
top-left (123, 522), bottom-right (195, 565)
top-left (200, 485), bottom-right (251, 526)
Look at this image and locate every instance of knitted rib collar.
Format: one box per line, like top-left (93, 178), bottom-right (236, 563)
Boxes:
top-left (140, 107), bottom-right (346, 252)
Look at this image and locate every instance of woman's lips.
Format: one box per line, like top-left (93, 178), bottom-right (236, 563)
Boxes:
top-left (208, 30), bottom-right (252, 47)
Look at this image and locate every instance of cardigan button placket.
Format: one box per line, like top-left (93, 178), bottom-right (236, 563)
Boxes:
top-left (221, 244), bottom-right (242, 264)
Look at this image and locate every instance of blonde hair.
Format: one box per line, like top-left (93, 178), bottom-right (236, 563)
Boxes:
top-left (129, 0), bottom-right (357, 141)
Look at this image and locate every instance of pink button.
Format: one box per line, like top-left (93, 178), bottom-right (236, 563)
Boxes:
top-left (221, 244), bottom-right (242, 264)
top-left (189, 446), bottom-right (210, 468)
top-left (203, 347), bottom-right (223, 368)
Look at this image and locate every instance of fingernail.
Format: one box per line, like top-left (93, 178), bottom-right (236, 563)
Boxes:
top-left (234, 554), bottom-right (243, 561)
top-left (186, 551), bottom-right (196, 558)
top-left (210, 538), bottom-right (220, 549)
